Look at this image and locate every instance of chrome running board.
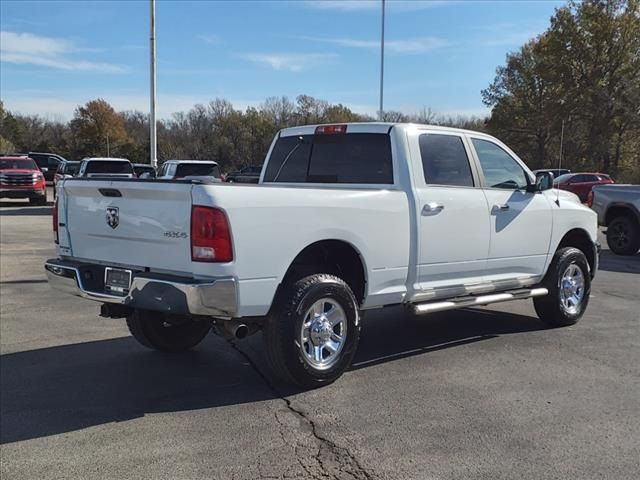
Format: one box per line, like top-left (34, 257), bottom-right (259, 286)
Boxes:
top-left (412, 287), bottom-right (548, 315)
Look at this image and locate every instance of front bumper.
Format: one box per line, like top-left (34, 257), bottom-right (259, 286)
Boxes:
top-left (0, 188), bottom-right (46, 199)
top-left (44, 258), bottom-right (237, 317)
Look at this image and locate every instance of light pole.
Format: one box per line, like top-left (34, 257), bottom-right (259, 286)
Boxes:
top-left (149, 0), bottom-right (157, 167)
top-left (378, 0), bottom-right (385, 121)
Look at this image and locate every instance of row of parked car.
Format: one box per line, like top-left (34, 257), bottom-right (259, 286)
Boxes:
top-left (0, 152), bottom-right (264, 204)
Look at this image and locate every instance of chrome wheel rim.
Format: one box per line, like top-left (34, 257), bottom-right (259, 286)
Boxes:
top-left (559, 264), bottom-right (585, 315)
top-left (299, 298), bottom-right (347, 371)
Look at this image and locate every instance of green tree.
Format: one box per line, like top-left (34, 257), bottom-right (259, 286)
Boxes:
top-left (70, 99), bottom-right (129, 158)
top-left (483, 0), bottom-right (640, 179)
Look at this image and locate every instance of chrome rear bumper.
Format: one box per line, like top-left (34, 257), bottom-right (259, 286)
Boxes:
top-left (44, 258), bottom-right (237, 317)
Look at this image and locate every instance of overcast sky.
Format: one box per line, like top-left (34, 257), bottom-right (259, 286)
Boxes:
top-left (1, 0), bottom-right (563, 120)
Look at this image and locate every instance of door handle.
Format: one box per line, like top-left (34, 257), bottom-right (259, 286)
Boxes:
top-left (422, 202), bottom-right (445, 215)
top-left (495, 204), bottom-right (510, 210)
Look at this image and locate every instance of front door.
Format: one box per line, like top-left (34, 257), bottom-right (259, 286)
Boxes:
top-left (469, 137), bottom-right (552, 284)
top-left (409, 131), bottom-right (490, 299)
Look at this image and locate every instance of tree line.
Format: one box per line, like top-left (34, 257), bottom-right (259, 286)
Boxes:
top-left (0, 95), bottom-right (484, 174)
top-left (0, 0), bottom-right (637, 181)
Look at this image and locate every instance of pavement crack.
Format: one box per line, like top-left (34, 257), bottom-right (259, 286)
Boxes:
top-left (228, 339), bottom-right (376, 480)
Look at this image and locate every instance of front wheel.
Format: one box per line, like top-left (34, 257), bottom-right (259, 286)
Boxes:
top-left (126, 309), bottom-right (211, 352)
top-left (263, 274), bottom-right (361, 389)
top-left (534, 247), bottom-right (591, 327)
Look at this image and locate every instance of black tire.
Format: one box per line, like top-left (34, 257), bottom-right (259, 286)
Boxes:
top-left (534, 247), bottom-right (591, 327)
top-left (126, 309), bottom-right (211, 352)
top-left (606, 216), bottom-right (640, 256)
top-left (263, 274), bottom-right (360, 389)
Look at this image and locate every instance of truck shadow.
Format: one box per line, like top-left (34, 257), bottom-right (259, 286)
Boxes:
top-left (1, 308), bottom-right (547, 445)
top-left (597, 249), bottom-right (640, 274)
top-left (351, 307), bottom-right (546, 370)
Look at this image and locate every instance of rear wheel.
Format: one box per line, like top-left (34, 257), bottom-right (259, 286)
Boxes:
top-left (263, 274), bottom-right (360, 388)
top-left (126, 309), bottom-right (211, 352)
top-left (534, 247), bottom-right (590, 327)
top-left (606, 216), bottom-right (640, 255)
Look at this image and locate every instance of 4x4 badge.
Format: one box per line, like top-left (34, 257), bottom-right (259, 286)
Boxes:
top-left (106, 206), bottom-right (119, 229)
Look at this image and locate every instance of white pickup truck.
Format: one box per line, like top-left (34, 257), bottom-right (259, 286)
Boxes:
top-left (46, 123), bottom-right (599, 388)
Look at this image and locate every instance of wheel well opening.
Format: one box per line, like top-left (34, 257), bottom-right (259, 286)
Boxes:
top-left (605, 206), bottom-right (638, 226)
top-left (282, 240), bottom-right (366, 304)
top-left (558, 229), bottom-right (595, 273)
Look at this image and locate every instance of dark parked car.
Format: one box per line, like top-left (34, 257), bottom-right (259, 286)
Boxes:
top-left (225, 165), bottom-right (262, 183)
top-left (28, 152), bottom-right (67, 183)
top-left (554, 172), bottom-right (614, 203)
top-left (133, 164), bottom-right (157, 178)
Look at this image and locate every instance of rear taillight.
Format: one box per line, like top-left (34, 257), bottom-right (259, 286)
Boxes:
top-left (53, 197), bottom-right (59, 244)
top-left (587, 190), bottom-right (594, 208)
top-left (190, 206), bottom-right (233, 262)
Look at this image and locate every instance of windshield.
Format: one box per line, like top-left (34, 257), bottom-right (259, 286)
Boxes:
top-left (175, 163), bottom-right (220, 178)
top-left (85, 161), bottom-right (133, 174)
top-left (0, 158), bottom-right (38, 170)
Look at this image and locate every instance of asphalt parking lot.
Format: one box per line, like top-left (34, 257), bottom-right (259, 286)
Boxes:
top-left (1, 190), bottom-right (639, 480)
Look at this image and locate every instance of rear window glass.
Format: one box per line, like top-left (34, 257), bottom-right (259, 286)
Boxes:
top-left (263, 133), bottom-right (393, 184)
top-left (85, 161), bottom-right (133, 174)
top-left (0, 159), bottom-right (38, 170)
top-left (175, 163), bottom-right (220, 178)
top-left (419, 134), bottom-right (474, 187)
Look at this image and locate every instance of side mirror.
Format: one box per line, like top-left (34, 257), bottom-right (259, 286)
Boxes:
top-left (533, 171), bottom-right (553, 192)
top-left (41, 167), bottom-right (48, 173)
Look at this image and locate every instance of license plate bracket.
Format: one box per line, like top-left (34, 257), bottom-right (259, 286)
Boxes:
top-left (104, 267), bottom-right (132, 294)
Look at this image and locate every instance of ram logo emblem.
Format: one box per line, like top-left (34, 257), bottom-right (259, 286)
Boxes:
top-left (106, 207), bottom-right (119, 229)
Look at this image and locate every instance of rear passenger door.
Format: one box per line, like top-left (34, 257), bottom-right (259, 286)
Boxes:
top-left (409, 131), bottom-right (490, 297)
top-left (469, 136), bottom-right (552, 283)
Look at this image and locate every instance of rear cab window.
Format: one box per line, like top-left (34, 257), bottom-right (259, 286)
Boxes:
top-left (85, 161), bottom-right (133, 174)
top-left (175, 163), bottom-right (220, 178)
top-left (263, 131), bottom-right (393, 185)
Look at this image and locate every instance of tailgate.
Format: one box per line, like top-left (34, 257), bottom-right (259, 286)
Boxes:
top-left (62, 180), bottom-right (194, 273)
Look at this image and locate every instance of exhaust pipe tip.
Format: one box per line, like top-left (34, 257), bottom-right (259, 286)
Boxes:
top-left (234, 324), bottom-right (249, 339)
top-left (223, 320), bottom-right (249, 339)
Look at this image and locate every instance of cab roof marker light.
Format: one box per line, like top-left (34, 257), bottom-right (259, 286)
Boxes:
top-left (315, 125), bottom-right (347, 135)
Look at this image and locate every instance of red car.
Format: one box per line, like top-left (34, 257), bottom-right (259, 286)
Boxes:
top-left (553, 172), bottom-right (614, 203)
top-left (0, 155), bottom-right (48, 205)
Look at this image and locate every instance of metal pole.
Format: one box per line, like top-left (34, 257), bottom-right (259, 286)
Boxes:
top-left (555, 119), bottom-right (565, 206)
top-left (106, 135), bottom-right (110, 157)
top-left (149, 0), bottom-right (157, 167)
top-left (378, 0), bottom-right (385, 121)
